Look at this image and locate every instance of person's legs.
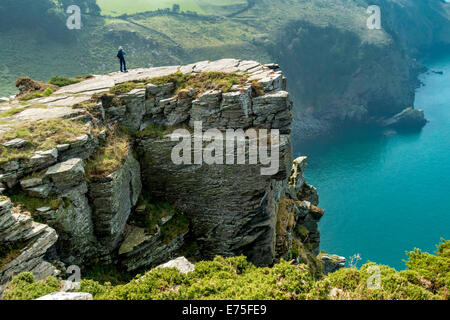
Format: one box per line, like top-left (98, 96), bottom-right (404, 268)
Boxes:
top-left (120, 59), bottom-right (124, 72)
top-left (123, 58), bottom-right (127, 72)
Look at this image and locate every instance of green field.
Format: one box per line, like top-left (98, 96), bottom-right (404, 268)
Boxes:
top-left (96, 0), bottom-right (248, 16)
top-left (97, 0), bottom-right (205, 16)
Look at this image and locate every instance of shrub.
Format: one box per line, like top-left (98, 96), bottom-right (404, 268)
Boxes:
top-left (49, 76), bottom-right (79, 87)
top-left (48, 75), bottom-right (93, 87)
top-left (4, 241), bottom-right (448, 300)
top-left (1, 273), bottom-right (60, 300)
top-left (319, 263), bottom-right (440, 300)
top-left (15, 76), bottom-right (56, 100)
top-left (404, 239), bottom-right (450, 297)
top-left (20, 87), bottom-right (53, 101)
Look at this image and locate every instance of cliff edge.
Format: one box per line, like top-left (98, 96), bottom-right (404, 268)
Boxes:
top-left (0, 59), bottom-right (324, 290)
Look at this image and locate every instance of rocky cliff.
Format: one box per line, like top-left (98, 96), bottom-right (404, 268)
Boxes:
top-left (0, 59), bottom-right (324, 291)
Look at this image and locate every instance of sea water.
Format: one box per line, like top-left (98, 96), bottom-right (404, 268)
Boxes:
top-left (293, 55), bottom-right (450, 270)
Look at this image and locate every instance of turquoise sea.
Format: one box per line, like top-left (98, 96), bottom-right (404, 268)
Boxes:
top-left (293, 55), bottom-right (450, 270)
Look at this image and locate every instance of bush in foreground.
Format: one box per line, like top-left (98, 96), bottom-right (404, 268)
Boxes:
top-left (2, 240), bottom-right (448, 300)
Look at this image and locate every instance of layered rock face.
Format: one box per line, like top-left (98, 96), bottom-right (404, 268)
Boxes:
top-left (0, 198), bottom-right (59, 292)
top-left (0, 59), bottom-right (324, 290)
top-left (88, 151), bottom-right (142, 257)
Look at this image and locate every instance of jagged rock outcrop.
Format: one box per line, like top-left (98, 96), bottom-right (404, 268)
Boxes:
top-left (275, 157), bottom-right (324, 270)
top-left (156, 256), bottom-right (195, 274)
top-left (118, 224), bottom-right (187, 271)
top-left (319, 254), bottom-right (346, 275)
top-left (0, 198), bottom-right (58, 293)
top-left (88, 151), bottom-right (142, 257)
top-left (381, 107), bottom-right (427, 130)
top-left (0, 59), bottom-right (324, 289)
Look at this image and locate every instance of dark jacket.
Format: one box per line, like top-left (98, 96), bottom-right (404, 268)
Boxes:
top-left (117, 49), bottom-right (126, 59)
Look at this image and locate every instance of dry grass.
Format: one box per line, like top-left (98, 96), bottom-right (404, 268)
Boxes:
top-left (251, 80), bottom-right (265, 96)
top-left (148, 71), bottom-right (248, 96)
top-left (0, 241), bottom-right (29, 270)
top-left (0, 119), bottom-right (91, 164)
top-left (85, 130), bottom-right (129, 178)
top-left (15, 77), bottom-right (57, 100)
top-left (0, 107), bottom-right (24, 118)
top-left (109, 82), bottom-right (145, 95)
top-left (109, 71), bottom-right (249, 98)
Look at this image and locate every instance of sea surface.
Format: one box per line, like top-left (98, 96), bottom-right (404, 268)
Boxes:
top-left (293, 55), bottom-right (450, 270)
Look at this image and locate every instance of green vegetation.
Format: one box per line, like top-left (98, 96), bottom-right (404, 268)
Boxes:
top-left (1, 273), bottom-right (61, 300)
top-left (97, 0), bottom-right (206, 16)
top-left (109, 71), bottom-right (248, 98)
top-left (0, 107), bottom-right (24, 118)
top-left (83, 239), bottom-right (450, 300)
top-left (72, 101), bottom-right (100, 113)
top-left (135, 123), bottom-right (167, 139)
top-left (8, 192), bottom-right (62, 214)
top-left (147, 71), bottom-right (248, 95)
top-left (129, 198), bottom-right (189, 243)
top-left (3, 240), bottom-right (449, 300)
top-left (0, 119), bottom-right (90, 164)
top-left (160, 212), bottom-right (189, 243)
top-left (20, 87), bottom-right (53, 101)
top-left (81, 263), bottom-right (137, 286)
top-left (48, 75), bottom-right (93, 87)
top-left (85, 130), bottom-right (129, 178)
top-left (274, 197), bottom-right (323, 275)
top-left (109, 82), bottom-right (145, 95)
top-left (130, 199), bottom-right (177, 230)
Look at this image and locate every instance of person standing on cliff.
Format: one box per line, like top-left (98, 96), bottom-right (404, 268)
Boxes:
top-left (117, 46), bottom-right (127, 73)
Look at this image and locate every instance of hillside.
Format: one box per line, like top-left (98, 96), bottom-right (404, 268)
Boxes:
top-left (96, 0), bottom-right (250, 16)
top-left (1, 0), bottom-right (450, 134)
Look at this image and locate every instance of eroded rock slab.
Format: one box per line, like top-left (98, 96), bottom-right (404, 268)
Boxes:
top-left (35, 292), bottom-right (93, 300)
